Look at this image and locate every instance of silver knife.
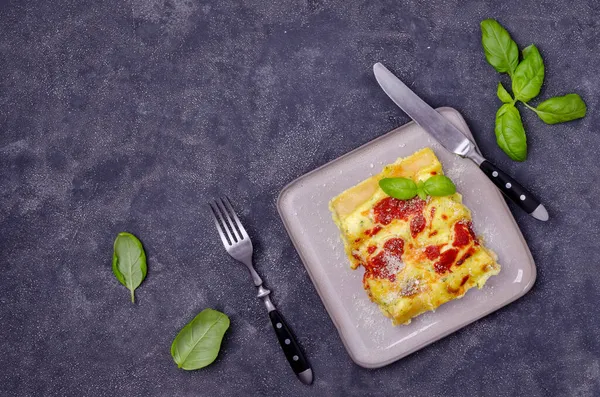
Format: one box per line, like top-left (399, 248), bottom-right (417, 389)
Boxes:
top-left (373, 62), bottom-right (548, 221)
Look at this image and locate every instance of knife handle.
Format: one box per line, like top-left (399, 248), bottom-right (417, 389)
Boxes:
top-left (268, 310), bottom-right (313, 385)
top-left (479, 160), bottom-right (548, 221)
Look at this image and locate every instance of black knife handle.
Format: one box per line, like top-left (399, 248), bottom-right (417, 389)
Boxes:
top-left (479, 160), bottom-right (548, 220)
top-left (268, 310), bottom-right (312, 384)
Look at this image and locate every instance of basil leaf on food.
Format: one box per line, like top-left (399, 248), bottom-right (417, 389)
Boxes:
top-left (480, 19), bottom-right (519, 75)
top-left (497, 82), bottom-right (513, 103)
top-left (112, 232), bottom-right (147, 303)
top-left (423, 175), bottom-right (457, 196)
top-left (171, 309), bottom-right (230, 370)
top-left (512, 45), bottom-right (545, 102)
top-left (495, 104), bottom-right (527, 161)
top-left (416, 181), bottom-right (427, 200)
top-left (534, 94), bottom-right (587, 124)
top-left (379, 177), bottom-right (418, 200)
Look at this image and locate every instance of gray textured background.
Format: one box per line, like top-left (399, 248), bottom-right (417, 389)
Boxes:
top-left (1, 0), bottom-right (599, 396)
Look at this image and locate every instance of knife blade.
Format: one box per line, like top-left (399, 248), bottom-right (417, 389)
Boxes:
top-left (373, 62), bottom-right (548, 221)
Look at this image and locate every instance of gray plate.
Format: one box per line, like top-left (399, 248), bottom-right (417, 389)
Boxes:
top-left (277, 107), bottom-right (536, 368)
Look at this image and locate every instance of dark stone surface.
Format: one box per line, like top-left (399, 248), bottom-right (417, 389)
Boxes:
top-left (1, 0), bottom-right (599, 396)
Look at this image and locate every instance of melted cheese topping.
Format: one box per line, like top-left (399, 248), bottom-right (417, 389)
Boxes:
top-left (329, 148), bottom-right (500, 325)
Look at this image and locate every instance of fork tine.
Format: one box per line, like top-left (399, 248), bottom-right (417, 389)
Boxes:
top-left (223, 196), bottom-right (249, 239)
top-left (209, 203), bottom-right (230, 246)
top-left (215, 198), bottom-right (241, 242)
top-left (209, 201), bottom-right (235, 245)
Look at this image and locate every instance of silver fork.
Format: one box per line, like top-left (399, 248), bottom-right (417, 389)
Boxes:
top-left (209, 197), bottom-right (313, 385)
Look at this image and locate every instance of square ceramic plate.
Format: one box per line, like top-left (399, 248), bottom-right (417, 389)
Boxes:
top-left (277, 107), bottom-right (536, 368)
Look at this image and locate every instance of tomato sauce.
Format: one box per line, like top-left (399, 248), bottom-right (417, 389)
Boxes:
top-left (453, 221), bottom-right (478, 247)
top-left (373, 197), bottom-right (425, 225)
top-left (424, 245), bottom-right (441, 260)
top-left (384, 238), bottom-right (404, 257)
top-left (456, 247), bottom-right (475, 266)
top-left (364, 238), bottom-right (404, 282)
top-left (366, 254), bottom-right (388, 281)
top-left (367, 245), bottom-right (377, 254)
top-left (434, 248), bottom-right (458, 274)
top-left (410, 213), bottom-right (426, 238)
top-left (365, 225), bottom-right (382, 237)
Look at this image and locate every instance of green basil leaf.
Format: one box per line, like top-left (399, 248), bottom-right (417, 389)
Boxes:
top-left (423, 175), bottom-right (456, 196)
top-left (495, 104), bottom-right (527, 161)
top-left (480, 19), bottom-right (519, 75)
top-left (512, 45), bottom-right (545, 102)
top-left (497, 82), bottom-right (513, 103)
top-left (416, 181), bottom-right (427, 200)
top-left (379, 177), bottom-right (418, 200)
top-left (534, 94), bottom-right (587, 124)
top-left (112, 232), bottom-right (147, 303)
top-left (171, 309), bottom-right (230, 370)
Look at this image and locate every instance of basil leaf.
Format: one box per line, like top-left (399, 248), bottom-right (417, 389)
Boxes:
top-left (512, 45), bottom-right (545, 102)
top-left (112, 232), bottom-right (147, 303)
top-left (379, 177), bottom-right (417, 200)
top-left (533, 94), bottom-right (587, 124)
top-left (497, 82), bottom-right (513, 103)
top-left (416, 181), bottom-right (427, 200)
top-left (495, 104), bottom-right (527, 162)
top-left (480, 19), bottom-right (519, 75)
top-left (423, 175), bottom-right (456, 196)
top-left (171, 309), bottom-right (230, 370)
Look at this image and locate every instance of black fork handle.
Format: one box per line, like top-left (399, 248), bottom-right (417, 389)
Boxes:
top-left (268, 309), bottom-right (313, 385)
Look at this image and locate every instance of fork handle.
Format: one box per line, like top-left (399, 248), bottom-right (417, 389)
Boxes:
top-left (268, 309), bottom-right (313, 385)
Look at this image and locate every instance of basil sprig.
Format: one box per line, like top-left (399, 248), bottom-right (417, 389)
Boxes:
top-left (379, 175), bottom-right (456, 201)
top-left (480, 19), bottom-right (587, 161)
